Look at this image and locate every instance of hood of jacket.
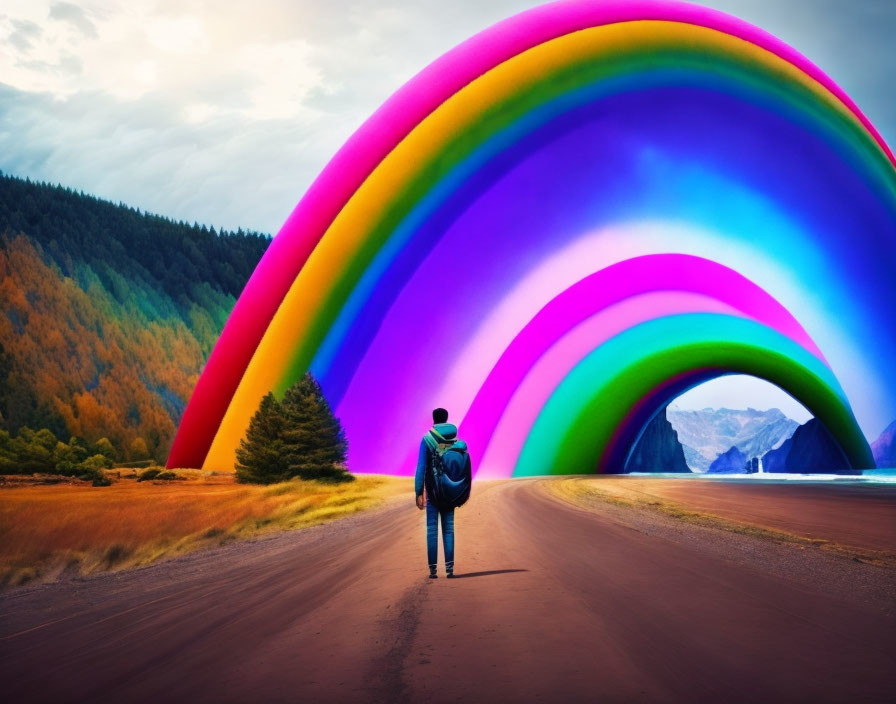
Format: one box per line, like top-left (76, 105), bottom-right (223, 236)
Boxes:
top-left (431, 423), bottom-right (457, 441)
top-left (424, 423), bottom-right (458, 450)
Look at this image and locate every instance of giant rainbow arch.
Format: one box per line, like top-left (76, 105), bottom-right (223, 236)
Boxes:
top-left (168, 0), bottom-right (895, 476)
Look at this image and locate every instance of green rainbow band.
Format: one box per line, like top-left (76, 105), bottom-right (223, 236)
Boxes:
top-left (517, 314), bottom-right (873, 476)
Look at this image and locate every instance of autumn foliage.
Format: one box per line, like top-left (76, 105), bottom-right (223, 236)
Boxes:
top-left (0, 172), bottom-right (269, 462)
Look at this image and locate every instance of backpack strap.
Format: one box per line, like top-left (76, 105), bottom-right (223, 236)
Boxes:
top-left (424, 428), bottom-right (454, 455)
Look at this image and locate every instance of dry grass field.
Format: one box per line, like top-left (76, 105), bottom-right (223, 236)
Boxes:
top-left (0, 471), bottom-right (408, 587)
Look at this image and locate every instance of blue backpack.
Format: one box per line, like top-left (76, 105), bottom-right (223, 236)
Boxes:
top-left (425, 437), bottom-right (471, 510)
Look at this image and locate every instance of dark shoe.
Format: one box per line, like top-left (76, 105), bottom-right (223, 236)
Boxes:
top-left (429, 566), bottom-right (438, 579)
top-left (446, 572), bottom-right (456, 579)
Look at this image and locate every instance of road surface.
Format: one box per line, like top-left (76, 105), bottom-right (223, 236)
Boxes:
top-left (1, 477), bottom-right (895, 703)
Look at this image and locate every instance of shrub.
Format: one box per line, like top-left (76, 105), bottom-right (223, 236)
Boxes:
top-left (137, 468), bottom-right (178, 481)
top-left (76, 468), bottom-right (102, 483)
top-left (81, 454), bottom-right (113, 472)
top-left (93, 437), bottom-right (118, 462)
top-left (54, 461), bottom-right (80, 477)
top-left (0, 428), bottom-right (123, 476)
top-left (130, 437), bottom-right (150, 461)
top-left (9, 427), bottom-right (57, 474)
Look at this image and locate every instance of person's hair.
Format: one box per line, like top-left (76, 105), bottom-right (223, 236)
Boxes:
top-left (432, 407), bottom-right (449, 424)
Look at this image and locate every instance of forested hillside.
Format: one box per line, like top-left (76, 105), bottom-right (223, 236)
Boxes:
top-left (0, 172), bottom-right (269, 463)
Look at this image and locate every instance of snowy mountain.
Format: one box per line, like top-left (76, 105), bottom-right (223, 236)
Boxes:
top-left (665, 406), bottom-right (799, 473)
top-left (761, 418), bottom-right (851, 472)
top-left (624, 412), bottom-right (691, 473)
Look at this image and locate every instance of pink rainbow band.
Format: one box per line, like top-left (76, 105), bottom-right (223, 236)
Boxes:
top-left (475, 294), bottom-right (739, 477)
top-left (459, 254), bottom-right (826, 476)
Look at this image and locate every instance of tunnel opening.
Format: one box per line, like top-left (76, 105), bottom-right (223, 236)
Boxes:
top-left (622, 374), bottom-right (854, 474)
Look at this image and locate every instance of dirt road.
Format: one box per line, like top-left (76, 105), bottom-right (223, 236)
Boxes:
top-left (2, 477), bottom-right (895, 703)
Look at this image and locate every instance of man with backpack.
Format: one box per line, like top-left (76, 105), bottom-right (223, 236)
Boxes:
top-left (415, 407), bottom-right (472, 579)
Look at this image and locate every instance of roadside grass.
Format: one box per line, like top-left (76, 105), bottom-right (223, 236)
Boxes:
top-left (545, 476), bottom-right (896, 568)
top-left (0, 471), bottom-right (408, 588)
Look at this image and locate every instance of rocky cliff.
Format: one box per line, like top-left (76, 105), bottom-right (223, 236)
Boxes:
top-left (871, 420), bottom-right (896, 469)
top-left (666, 406), bottom-right (798, 472)
top-left (707, 445), bottom-right (748, 473)
top-left (625, 411), bottom-right (692, 473)
top-left (761, 418), bottom-right (850, 472)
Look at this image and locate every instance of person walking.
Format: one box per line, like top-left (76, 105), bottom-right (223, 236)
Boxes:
top-left (415, 407), bottom-right (472, 579)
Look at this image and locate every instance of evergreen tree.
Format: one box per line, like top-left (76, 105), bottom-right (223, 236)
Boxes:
top-left (280, 373), bottom-right (351, 482)
top-left (234, 374), bottom-right (352, 484)
top-left (234, 393), bottom-right (290, 484)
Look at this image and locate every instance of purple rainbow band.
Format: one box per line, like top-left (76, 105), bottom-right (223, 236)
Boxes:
top-left (167, 0), bottom-right (890, 470)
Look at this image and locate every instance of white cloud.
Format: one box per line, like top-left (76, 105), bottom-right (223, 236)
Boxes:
top-left (0, 0), bottom-right (892, 236)
top-left (237, 40), bottom-right (323, 121)
top-left (673, 376), bottom-right (813, 424)
top-left (48, 2), bottom-right (98, 39)
top-left (145, 14), bottom-right (207, 53)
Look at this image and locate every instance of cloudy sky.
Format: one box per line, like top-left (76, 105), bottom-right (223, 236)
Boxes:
top-left (1, 0), bottom-right (893, 234)
top-left (1, 0), bottom-right (893, 420)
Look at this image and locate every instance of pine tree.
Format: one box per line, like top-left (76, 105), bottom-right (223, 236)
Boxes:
top-left (234, 393), bottom-right (290, 484)
top-left (235, 375), bottom-right (351, 484)
top-left (280, 373), bottom-right (351, 482)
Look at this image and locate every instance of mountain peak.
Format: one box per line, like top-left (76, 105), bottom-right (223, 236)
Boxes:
top-left (666, 406), bottom-right (799, 472)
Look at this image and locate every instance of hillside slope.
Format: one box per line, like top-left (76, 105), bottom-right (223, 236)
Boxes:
top-left (0, 173), bottom-right (269, 462)
top-left (624, 411), bottom-right (691, 473)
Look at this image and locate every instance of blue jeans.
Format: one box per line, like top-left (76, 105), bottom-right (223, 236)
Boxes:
top-left (426, 501), bottom-right (454, 572)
